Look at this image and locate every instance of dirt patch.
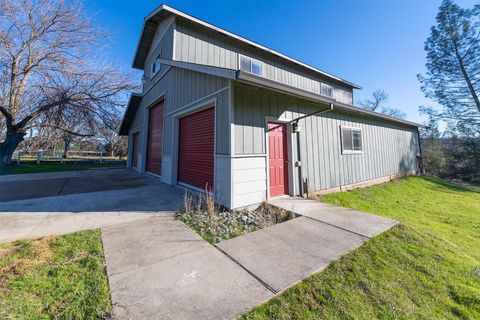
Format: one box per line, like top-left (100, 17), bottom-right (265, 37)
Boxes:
top-left (0, 237), bottom-right (56, 290)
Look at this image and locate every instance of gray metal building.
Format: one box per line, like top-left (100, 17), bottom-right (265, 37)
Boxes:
top-left (119, 5), bottom-right (422, 209)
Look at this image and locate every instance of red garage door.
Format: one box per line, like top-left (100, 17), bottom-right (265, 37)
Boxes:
top-left (178, 107), bottom-right (214, 191)
top-left (131, 132), bottom-right (139, 169)
top-left (146, 101), bottom-right (164, 176)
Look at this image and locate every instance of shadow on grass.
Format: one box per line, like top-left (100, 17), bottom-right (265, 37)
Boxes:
top-left (419, 175), bottom-right (480, 194)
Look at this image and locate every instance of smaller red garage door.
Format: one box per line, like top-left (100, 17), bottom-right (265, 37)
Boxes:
top-left (131, 132), bottom-right (139, 169)
top-left (146, 101), bottom-right (164, 176)
top-left (178, 107), bottom-right (214, 191)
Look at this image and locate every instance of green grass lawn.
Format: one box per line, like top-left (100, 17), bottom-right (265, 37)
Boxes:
top-left (0, 160), bottom-right (126, 175)
top-left (0, 230), bottom-right (111, 319)
top-left (242, 176), bottom-right (480, 319)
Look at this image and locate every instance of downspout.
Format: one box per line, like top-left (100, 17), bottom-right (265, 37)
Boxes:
top-left (289, 103), bottom-right (334, 197)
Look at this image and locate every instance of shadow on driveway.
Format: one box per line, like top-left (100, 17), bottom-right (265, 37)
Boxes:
top-left (0, 168), bottom-right (185, 212)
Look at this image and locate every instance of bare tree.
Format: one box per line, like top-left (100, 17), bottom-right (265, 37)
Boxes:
top-left (96, 117), bottom-right (126, 157)
top-left (358, 90), bottom-right (388, 111)
top-left (358, 89), bottom-right (407, 119)
top-left (0, 0), bottom-right (136, 167)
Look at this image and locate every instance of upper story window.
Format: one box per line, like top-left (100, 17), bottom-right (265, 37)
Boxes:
top-left (341, 126), bottom-right (362, 154)
top-left (239, 55), bottom-right (263, 76)
top-left (321, 83), bottom-right (335, 98)
top-left (151, 52), bottom-right (162, 77)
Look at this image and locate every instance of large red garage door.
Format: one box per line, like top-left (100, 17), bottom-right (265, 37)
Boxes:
top-left (146, 101), bottom-right (164, 176)
top-left (178, 107), bottom-right (215, 191)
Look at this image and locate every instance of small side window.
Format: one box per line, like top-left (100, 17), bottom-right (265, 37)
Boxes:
top-left (341, 127), bottom-right (362, 154)
top-left (239, 55), bottom-right (263, 76)
top-left (321, 83), bottom-right (335, 98)
top-left (240, 56), bottom-right (251, 73)
top-left (151, 52), bottom-right (162, 76)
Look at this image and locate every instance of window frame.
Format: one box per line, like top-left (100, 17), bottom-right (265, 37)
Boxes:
top-left (238, 54), bottom-right (264, 77)
top-left (321, 83), bottom-right (335, 98)
top-left (151, 52), bottom-right (162, 77)
top-left (340, 126), bottom-right (363, 155)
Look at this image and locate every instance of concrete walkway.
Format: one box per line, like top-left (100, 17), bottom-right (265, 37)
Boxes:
top-left (102, 198), bottom-right (397, 319)
top-left (217, 197), bottom-right (397, 293)
top-left (102, 216), bottom-right (273, 320)
top-left (268, 197), bottom-right (398, 238)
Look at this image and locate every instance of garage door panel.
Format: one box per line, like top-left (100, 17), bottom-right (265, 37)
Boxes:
top-left (178, 107), bottom-right (215, 191)
top-left (146, 101), bottom-right (164, 176)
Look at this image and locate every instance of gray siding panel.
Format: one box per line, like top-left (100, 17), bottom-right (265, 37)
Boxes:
top-left (174, 18), bottom-right (354, 105)
top-left (233, 83), bottom-right (419, 193)
top-left (140, 67), bottom-right (229, 154)
top-left (129, 67), bottom-right (229, 177)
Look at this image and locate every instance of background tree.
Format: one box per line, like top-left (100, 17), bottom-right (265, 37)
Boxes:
top-left (418, 0), bottom-right (480, 135)
top-left (417, 0), bottom-right (480, 185)
top-left (0, 0), bottom-right (135, 167)
top-left (96, 116), bottom-right (127, 158)
top-left (358, 89), bottom-right (407, 119)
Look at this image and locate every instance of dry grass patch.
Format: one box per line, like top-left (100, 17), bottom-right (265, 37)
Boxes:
top-left (0, 230), bottom-right (110, 319)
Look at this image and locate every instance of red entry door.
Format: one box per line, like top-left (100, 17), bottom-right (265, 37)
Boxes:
top-left (268, 122), bottom-right (289, 197)
top-left (146, 101), bottom-right (164, 176)
top-left (131, 132), bottom-right (139, 169)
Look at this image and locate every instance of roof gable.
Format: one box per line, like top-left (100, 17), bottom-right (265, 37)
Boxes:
top-left (132, 4), bottom-right (361, 89)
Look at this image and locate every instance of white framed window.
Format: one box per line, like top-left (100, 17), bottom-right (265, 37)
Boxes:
top-left (341, 126), bottom-right (363, 154)
top-left (239, 54), bottom-right (263, 76)
top-left (151, 52), bottom-right (162, 76)
top-left (321, 83), bottom-right (335, 98)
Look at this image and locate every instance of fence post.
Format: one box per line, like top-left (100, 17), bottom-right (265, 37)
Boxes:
top-left (17, 152), bottom-right (20, 165)
top-left (37, 149), bottom-right (43, 164)
top-left (100, 149), bottom-right (103, 164)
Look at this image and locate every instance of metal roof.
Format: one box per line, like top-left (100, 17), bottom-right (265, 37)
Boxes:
top-left (132, 4), bottom-right (362, 89)
top-left (118, 93), bottom-right (142, 136)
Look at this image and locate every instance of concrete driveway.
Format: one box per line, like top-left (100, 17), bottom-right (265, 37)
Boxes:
top-left (0, 168), bottom-right (184, 242)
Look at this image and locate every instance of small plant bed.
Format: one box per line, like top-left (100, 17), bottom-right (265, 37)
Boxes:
top-left (0, 230), bottom-right (111, 319)
top-left (176, 192), bottom-right (296, 244)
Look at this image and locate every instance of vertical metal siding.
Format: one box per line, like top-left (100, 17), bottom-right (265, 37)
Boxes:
top-left (174, 18), bottom-right (354, 105)
top-left (140, 67), bottom-right (229, 155)
top-left (233, 84), bottom-right (419, 193)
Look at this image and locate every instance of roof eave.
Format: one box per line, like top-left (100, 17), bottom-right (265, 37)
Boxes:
top-left (236, 71), bottom-right (422, 128)
top-left (131, 4), bottom-right (362, 89)
top-left (118, 93), bottom-right (143, 135)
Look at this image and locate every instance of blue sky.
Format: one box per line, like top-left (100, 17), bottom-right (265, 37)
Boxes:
top-left (86, 0), bottom-right (478, 124)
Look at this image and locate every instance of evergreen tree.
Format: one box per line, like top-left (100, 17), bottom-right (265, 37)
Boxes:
top-left (418, 0), bottom-right (480, 136)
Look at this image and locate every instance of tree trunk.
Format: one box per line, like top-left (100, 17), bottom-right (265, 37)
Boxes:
top-left (63, 140), bottom-right (70, 159)
top-left (0, 128), bottom-right (25, 167)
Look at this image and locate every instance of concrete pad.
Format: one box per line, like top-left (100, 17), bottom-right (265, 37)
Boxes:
top-left (0, 168), bottom-right (185, 242)
top-left (0, 169), bottom-right (153, 202)
top-left (0, 211), bottom-right (166, 243)
top-left (268, 197), bottom-right (397, 237)
top-left (217, 216), bottom-right (367, 293)
top-left (102, 217), bottom-right (273, 320)
top-left (0, 168), bottom-right (128, 182)
top-left (0, 178), bottom-right (66, 201)
top-left (0, 171), bottom-right (184, 213)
